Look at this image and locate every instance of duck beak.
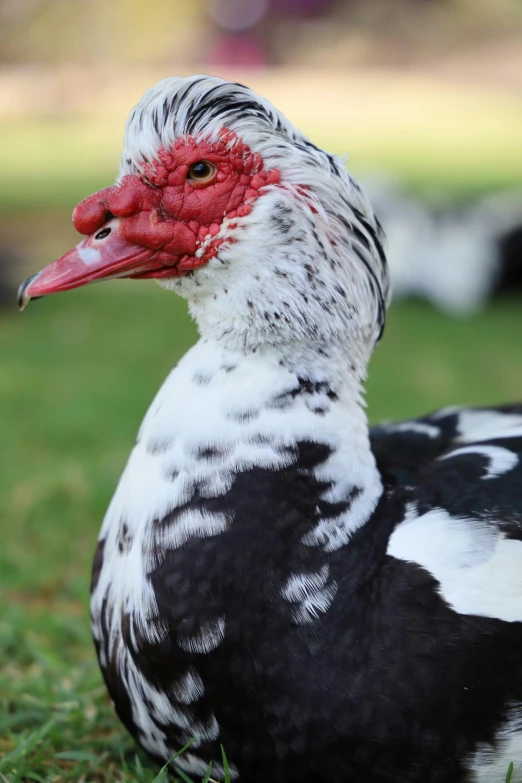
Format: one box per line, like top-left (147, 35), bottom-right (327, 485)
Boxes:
top-left (17, 217), bottom-right (158, 311)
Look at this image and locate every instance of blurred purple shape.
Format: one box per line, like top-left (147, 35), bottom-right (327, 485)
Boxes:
top-left (208, 0), bottom-right (269, 31)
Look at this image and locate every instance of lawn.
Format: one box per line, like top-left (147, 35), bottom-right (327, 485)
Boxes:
top-left (1, 77), bottom-right (522, 780)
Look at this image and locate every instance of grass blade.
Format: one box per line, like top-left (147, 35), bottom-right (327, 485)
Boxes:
top-left (170, 738), bottom-right (196, 760)
top-left (201, 762), bottom-right (213, 783)
top-left (154, 740), bottom-right (197, 783)
top-left (0, 720), bottom-right (55, 768)
top-left (54, 750), bottom-right (100, 762)
top-left (220, 745), bottom-right (231, 783)
top-left (151, 765), bottom-right (169, 783)
top-left (174, 767), bottom-right (195, 783)
top-left (506, 761), bottom-right (514, 783)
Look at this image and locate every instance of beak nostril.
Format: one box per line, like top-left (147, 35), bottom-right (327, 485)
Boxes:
top-left (95, 227), bottom-right (112, 241)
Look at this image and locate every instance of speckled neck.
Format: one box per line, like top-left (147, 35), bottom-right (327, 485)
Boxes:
top-left (99, 338), bottom-right (381, 550)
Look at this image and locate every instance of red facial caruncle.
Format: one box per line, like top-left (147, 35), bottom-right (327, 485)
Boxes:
top-left (17, 128), bottom-right (281, 309)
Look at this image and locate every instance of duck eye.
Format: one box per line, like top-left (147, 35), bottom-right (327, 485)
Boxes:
top-left (187, 161), bottom-right (217, 184)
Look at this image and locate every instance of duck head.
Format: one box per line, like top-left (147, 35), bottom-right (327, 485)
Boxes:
top-left (18, 75), bottom-right (389, 357)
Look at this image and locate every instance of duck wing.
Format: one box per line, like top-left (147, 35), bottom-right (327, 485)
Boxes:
top-left (371, 403), bottom-right (522, 489)
top-left (382, 403), bottom-right (522, 624)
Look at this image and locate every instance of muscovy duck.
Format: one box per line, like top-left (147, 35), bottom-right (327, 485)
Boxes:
top-left (18, 75), bottom-right (522, 783)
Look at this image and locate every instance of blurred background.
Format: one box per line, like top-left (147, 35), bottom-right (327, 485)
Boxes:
top-left (1, 0), bottom-right (522, 778)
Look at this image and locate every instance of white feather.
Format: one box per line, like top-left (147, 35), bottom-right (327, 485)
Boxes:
top-left (456, 409), bottom-right (522, 443)
top-left (282, 565), bottom-right (338, 624)
top-left (440, 444), bottom-right (518, 479)
top-left (388, 507), bottom-right (522, 622)
top-left (468, 703), bottom-right (522, 782)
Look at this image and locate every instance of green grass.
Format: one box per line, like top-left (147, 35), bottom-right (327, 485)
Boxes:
top-left (1, 280), bottom-right (522, 779)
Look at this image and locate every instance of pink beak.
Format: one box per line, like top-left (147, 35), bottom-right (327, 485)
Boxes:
top-left (17, 217), bottom-right (165, 311)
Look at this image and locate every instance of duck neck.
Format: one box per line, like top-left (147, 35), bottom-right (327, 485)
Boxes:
top-left (134, 335), bottom-right (383, 553)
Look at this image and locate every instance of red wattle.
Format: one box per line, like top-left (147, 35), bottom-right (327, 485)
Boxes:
top-left (70, 127), bottom-right (281, 274)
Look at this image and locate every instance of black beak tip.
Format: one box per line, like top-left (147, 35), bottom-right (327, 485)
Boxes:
top-left (17, 273), bottom-right (43, 311)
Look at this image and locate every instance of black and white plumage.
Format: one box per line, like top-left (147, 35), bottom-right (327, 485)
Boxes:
top-left (19, 76), bottom-right (522, 782)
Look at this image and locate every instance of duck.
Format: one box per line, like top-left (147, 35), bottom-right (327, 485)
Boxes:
top-left (363, 177), bottom-right (522, 314)
top-left (18, 75), bottom-right (522, 783)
